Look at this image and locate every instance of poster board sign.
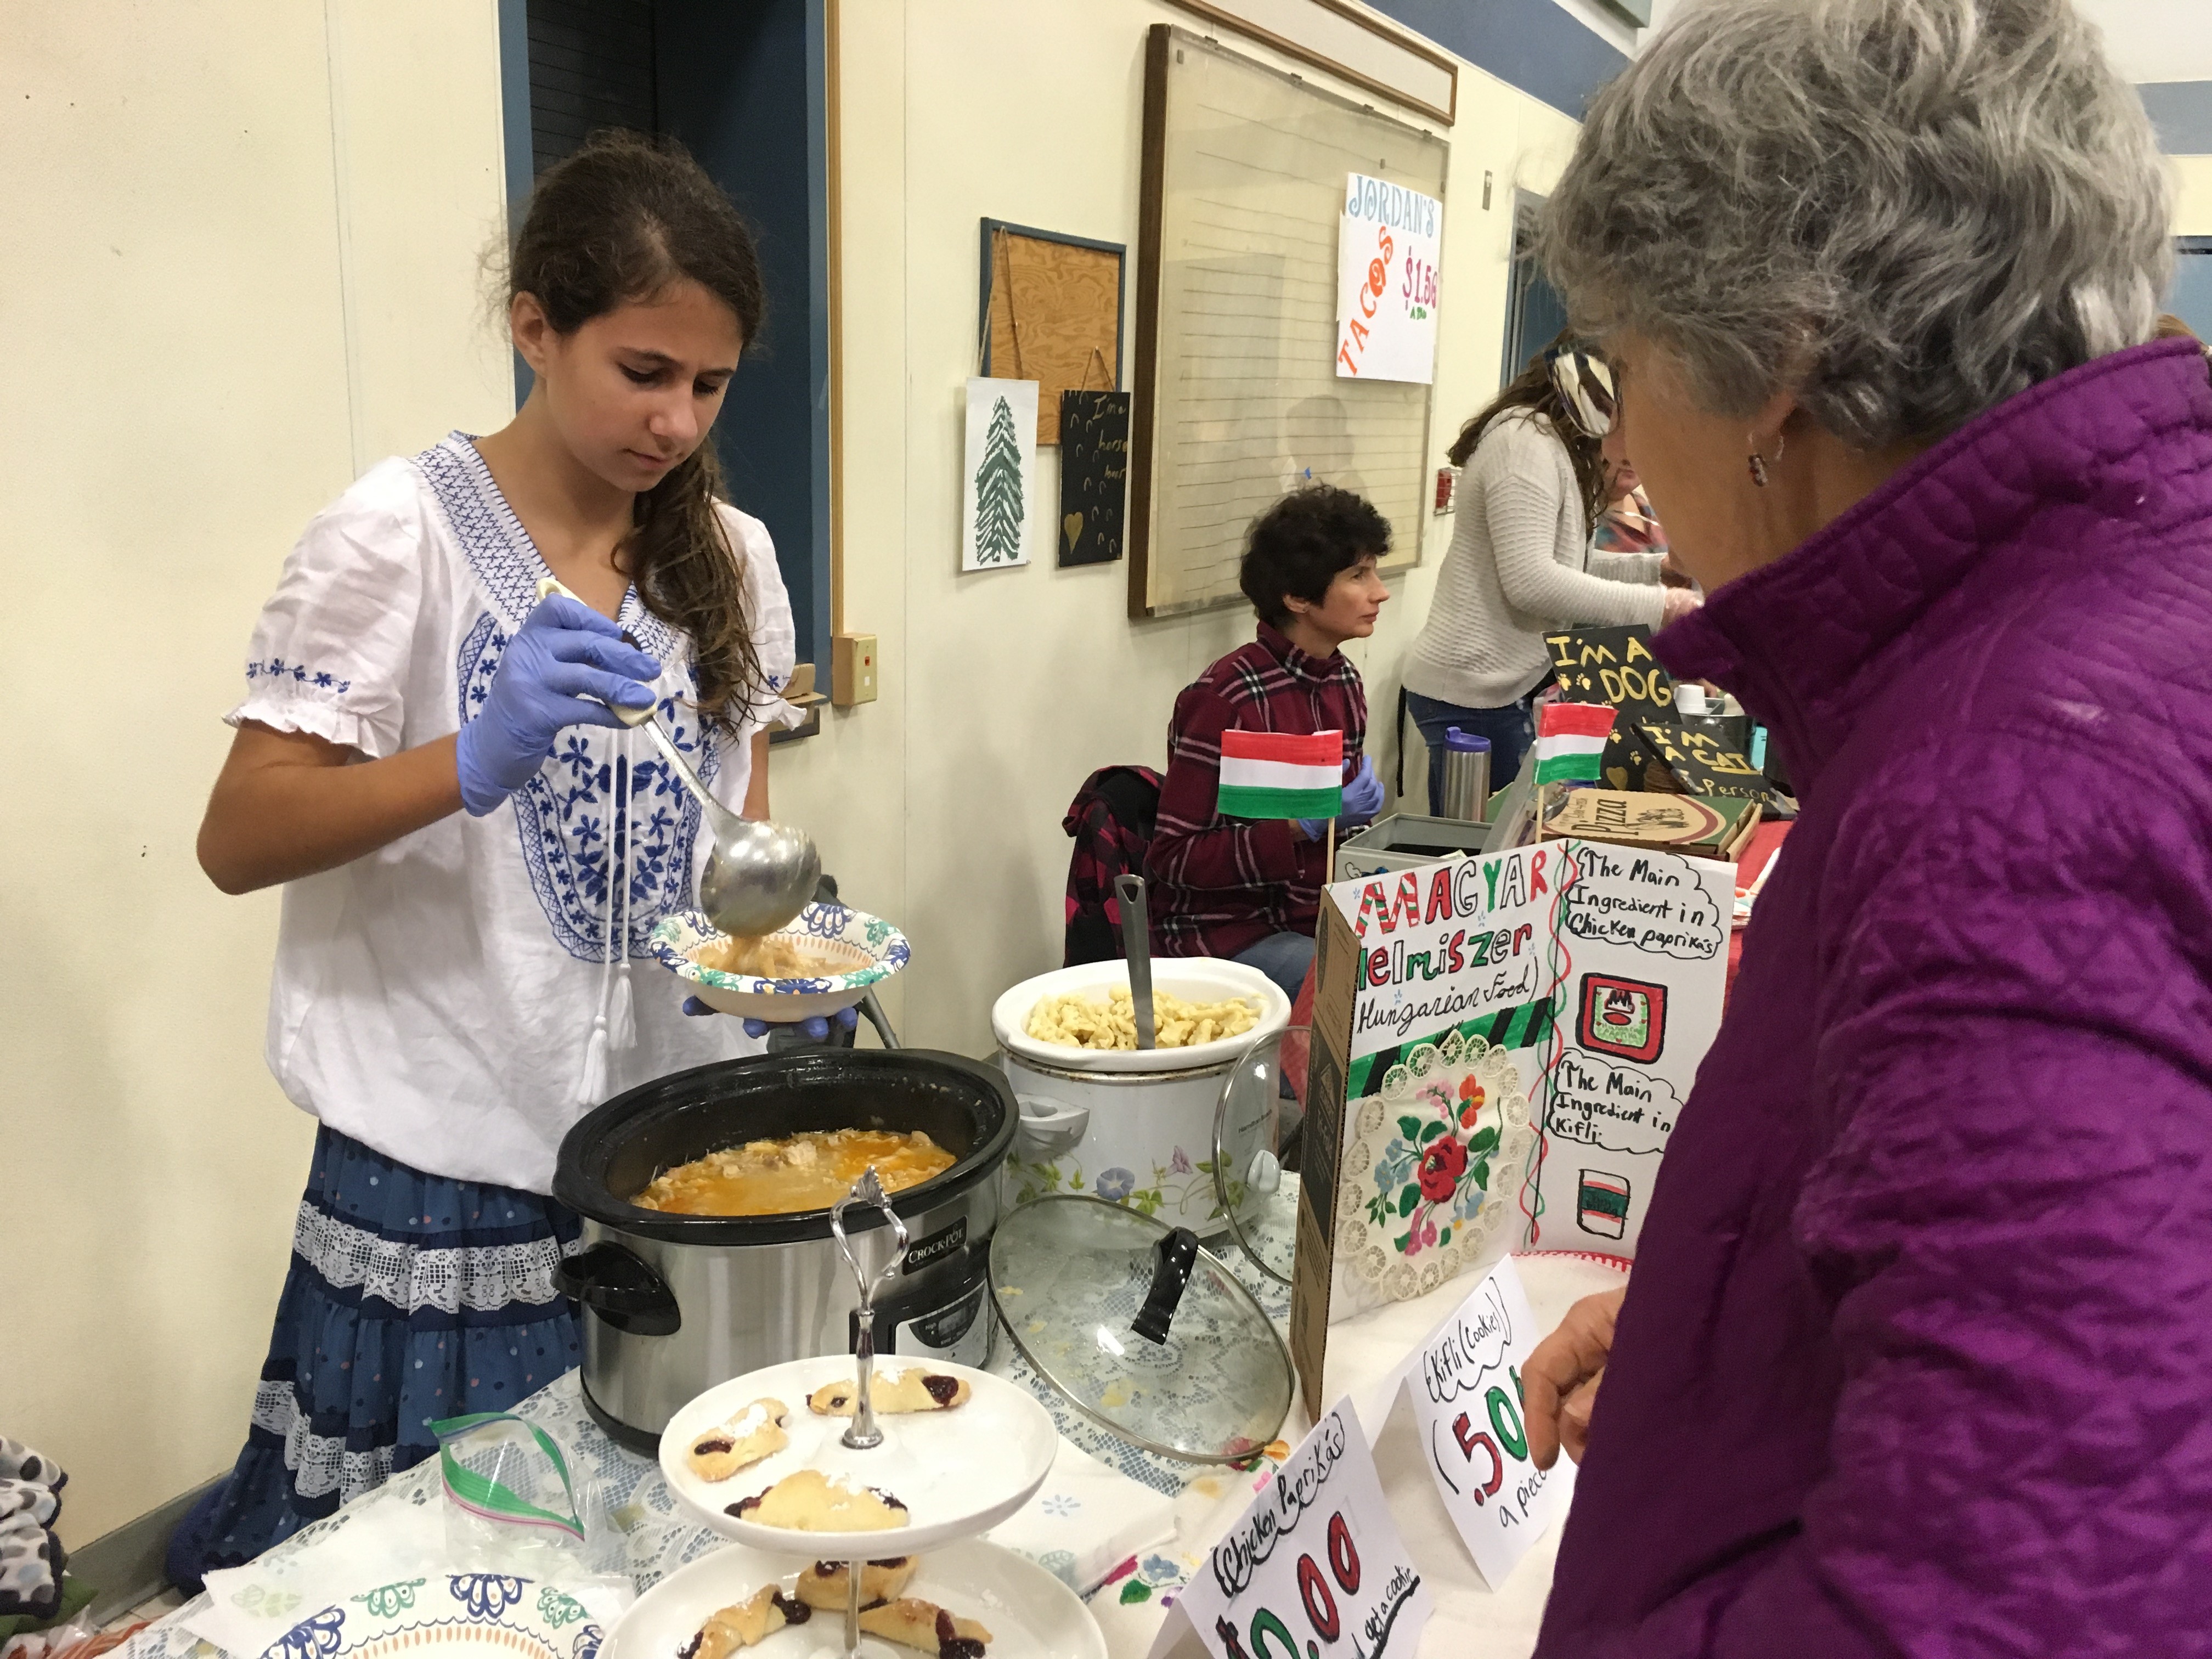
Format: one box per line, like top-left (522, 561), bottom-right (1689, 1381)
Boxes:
top-left (1289, 842), bottom-right (1729, 1418)
top-left (1335, 173), bottom-right (1441, 384)
top-left (1357, 1259), bottom-right (1571, 1590)
top-left (1543, 626), bottom-right (1676, 792)
top-left (1149, 1401), bottom-right (1432, 1659)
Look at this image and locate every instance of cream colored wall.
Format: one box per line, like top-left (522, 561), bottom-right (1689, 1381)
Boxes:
top-left (777, 0), bottom-right (1578, 1054)
top-left (2177, 154), bottom-right (2212, 235)
top-left (0, 2), bottom-right (513, 1544)
top-left (1, 0), bottom-right (1558, 1542)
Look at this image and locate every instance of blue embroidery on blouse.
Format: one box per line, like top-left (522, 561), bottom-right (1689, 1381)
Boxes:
top-left (419, 432), bottom-right (719, 964)
top-left (245, 657), bottom-right (352, 694)
top-left (413, 435), bottom-right (677, 660)
top-left (458, 615), bottom-right (719, 963)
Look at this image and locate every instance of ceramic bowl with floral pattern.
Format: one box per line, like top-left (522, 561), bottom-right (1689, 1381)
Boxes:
top-left (648, 901), bottom-right (909, 1019)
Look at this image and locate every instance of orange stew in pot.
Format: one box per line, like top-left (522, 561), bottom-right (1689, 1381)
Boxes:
top-left (631, 1129), bottom-right (955, 1216)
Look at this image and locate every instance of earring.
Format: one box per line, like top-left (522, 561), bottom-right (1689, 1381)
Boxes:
top-left (1746, 431), bottom-right (1785, 488)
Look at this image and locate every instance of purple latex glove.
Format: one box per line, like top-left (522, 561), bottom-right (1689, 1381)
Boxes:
top-left (455, 595), bottom-right (661, 815)
top-left (1298, 755), bottom-right (1385, 839)
top-left (1339, 754), bottom-right (1385, 827)
top-left (682, 998), bottom-right (860, 1043)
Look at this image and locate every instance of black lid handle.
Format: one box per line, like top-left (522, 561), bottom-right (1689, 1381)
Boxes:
top-left (1131, 1226), bottom-right (1200, 1344)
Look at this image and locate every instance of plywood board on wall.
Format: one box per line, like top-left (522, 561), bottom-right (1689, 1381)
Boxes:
top-left (1129, 25), bottom-right (1447, 618)
top-left (979, 221), bottom-right (1125, 444)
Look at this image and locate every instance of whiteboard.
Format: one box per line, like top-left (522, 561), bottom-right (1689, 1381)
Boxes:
top-left (1130, 25), bottom-right (1448, 618)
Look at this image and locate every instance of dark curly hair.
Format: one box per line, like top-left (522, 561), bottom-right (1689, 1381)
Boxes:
top-left (1239, 485), bottom-right (1390, 630)
top-left (510, 130), bottom-right (770, 733)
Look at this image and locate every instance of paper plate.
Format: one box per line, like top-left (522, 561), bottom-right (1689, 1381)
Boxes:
top-left (608, 1536), bottom-right (1103, 1659)
top-left (991, 959), bottom-right (1291, 1075)
top-left (659, 1357), bottom-right (1057, 1555)
top-left (649, 901), bottom-right (910, 1019)
top-left (252, 1573), bottom-right (613, 1659)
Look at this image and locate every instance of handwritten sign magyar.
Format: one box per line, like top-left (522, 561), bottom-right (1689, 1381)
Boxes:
top-left (1154, 1401), bottom-right (1432, 1659)
top-left (1291, 840), bottom-right (1729, 1414)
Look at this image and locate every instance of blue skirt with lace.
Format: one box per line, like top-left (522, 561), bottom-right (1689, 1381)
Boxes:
top-left (172, 1125), bottom-right (581, 1584)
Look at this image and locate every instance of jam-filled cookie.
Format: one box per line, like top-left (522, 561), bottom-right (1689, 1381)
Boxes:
top-left (857, 1598), bottom-right (992, 1659)
top-left (795, 1555), bottom-right (917, 1609)
top-left (806, 1368), bottom-right (969, 1416)
top-left (728, 1467), bottom-right (910, 1532)
top-left (674, 1585), bottom-right (812, 1659)
top-left (684, 1398), bottom-right (791, 1482)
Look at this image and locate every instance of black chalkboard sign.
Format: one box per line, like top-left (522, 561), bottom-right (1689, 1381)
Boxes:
top-left (1058, 391), bottom-right (1131, 567)
top-left (1635, 721), bottom-right (1771, 801)
top-left (1544, 625), bottom-right (1678, 792)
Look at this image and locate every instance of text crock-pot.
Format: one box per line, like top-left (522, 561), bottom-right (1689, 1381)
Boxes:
top-left (552, 1047), bottom-right (1015, 1452)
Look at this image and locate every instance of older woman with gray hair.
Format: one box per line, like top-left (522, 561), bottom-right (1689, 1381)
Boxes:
top-left (1518, 0), bottom-right (2212, 1651)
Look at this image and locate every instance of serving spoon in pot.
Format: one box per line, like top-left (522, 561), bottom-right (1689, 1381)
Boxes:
top-left (535, 576), bottom-right (821, 937)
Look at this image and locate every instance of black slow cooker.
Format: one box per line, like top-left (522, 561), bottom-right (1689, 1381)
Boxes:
top-left (552, 1047), bottom-right (1014, 1452)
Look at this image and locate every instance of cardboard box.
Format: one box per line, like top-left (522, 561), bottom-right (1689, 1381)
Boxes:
top-left (1539, 788), bottom-right (1760, 862)
top-left (1333, 813), bottom-right (1490, 882)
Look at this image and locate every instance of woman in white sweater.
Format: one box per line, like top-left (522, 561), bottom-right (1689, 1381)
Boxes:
top-left (1404, 342), bottom-right (1699, 809)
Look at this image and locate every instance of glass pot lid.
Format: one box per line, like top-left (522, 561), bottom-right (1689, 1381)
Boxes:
top-left (1211, 1025), bottom-right (1307, 1285)
top-left (989, 1195), bottom-right (1294, 1463)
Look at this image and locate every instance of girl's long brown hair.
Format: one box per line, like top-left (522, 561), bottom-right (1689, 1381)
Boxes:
top-left (510, 131), bottom-right (771, 733)
top-left (1447, 329), bottom-right (1609, 526)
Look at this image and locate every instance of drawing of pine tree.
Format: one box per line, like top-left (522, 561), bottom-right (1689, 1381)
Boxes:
top-left (972, 394), bottom-right (1025, 564)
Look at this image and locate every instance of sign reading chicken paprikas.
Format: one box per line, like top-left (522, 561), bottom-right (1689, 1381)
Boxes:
top-left (1335, 173), bottom-right (1442, 383)
top-left (1286, 842), bottom-right (1730, 1418)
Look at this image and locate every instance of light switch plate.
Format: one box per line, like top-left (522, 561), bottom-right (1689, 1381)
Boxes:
top-left (832, 633), bottom-right (879, 705)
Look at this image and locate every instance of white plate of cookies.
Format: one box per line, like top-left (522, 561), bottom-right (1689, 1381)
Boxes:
top-left (658, 1358), bottom-right (1059, 1556)
top-left (607, 1535), bottom-right (1104, 1659)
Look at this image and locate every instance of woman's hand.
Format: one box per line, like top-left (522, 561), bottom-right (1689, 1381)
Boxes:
top-left (1524, 1288), bottom-right (1625, 1468)
top-left (1661, 585), bottom-right (1703, 626)
top-left (456, 595), bottom-right (661, 815)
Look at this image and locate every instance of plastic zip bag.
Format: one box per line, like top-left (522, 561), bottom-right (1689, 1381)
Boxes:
top-left (430, 1413), bottom-right (617, 1578)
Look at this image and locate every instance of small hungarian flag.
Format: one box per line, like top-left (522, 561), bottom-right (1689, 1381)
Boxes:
top-left (1533, 702), bottom-right (1616, 787)
top-left (1217, 728), bottom-right (1345, 820)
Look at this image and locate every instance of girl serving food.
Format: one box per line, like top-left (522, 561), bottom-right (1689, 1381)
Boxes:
top-left (178, 133), bottom-right (809, 1582)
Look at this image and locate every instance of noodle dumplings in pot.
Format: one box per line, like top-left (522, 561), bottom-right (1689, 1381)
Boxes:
top-left (991, 958), bottom-right (1295, 1230)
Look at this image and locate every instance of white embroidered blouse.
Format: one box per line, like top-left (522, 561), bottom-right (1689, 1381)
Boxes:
top-left (228, 433), bottom-right (802, 1193)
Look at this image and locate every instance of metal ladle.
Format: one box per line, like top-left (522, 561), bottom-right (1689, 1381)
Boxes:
top-left (535, 577), bottom-right (821, 936)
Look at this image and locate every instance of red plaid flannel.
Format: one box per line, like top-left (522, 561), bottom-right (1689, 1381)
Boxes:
top-left (1146, 623), bottom-right (1368, 960)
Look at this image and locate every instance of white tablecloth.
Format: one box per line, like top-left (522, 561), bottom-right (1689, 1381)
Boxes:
top-left (115, 1250), bottom-right (1623, 1659)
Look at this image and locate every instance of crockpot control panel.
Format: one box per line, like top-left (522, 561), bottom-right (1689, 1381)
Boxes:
top-left (852, 1241), bottom-right (994, 1369)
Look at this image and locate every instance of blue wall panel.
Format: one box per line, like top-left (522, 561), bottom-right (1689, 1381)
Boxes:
top-left (1362, 0), bottom-right (1629, 121)
top-left (2141, 81), bottom-right (2212, 155)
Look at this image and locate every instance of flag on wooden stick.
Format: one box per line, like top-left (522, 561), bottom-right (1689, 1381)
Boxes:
top-left (1217, 729), bottom-right (1345, 820)
top-left (1533, 703), bottom-right (1616, 787)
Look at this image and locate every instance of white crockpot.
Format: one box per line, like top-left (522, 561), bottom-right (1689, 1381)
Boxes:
top-left (991, 958), bottom-right (1291, 1228)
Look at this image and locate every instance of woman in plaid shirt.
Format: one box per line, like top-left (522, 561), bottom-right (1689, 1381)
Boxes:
top-left (1146, 486), bottom-right (1390, 1002)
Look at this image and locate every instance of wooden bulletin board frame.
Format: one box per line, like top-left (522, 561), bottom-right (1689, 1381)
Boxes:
top-left (1160, 0), bottom-right (1460, 127)
top-left (977, 220), bottom-right (1127, 445)
top-left (1128, 25), bottom-right (1446, 619)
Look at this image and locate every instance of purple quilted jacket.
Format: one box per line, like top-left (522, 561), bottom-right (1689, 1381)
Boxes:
top-left (1537, 340), bottom-right (2212, 1656)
